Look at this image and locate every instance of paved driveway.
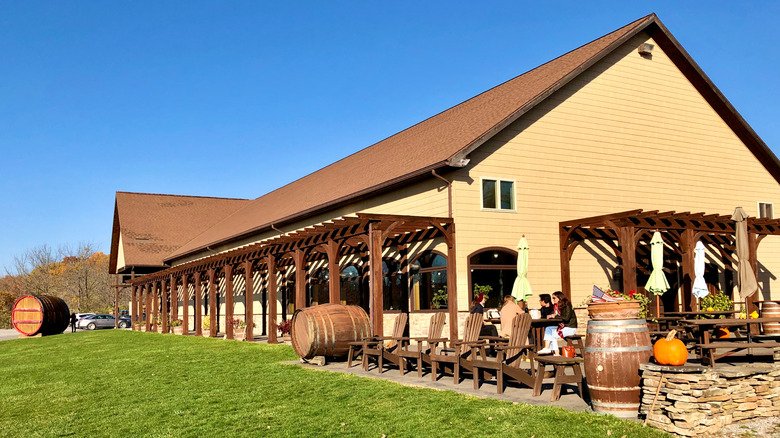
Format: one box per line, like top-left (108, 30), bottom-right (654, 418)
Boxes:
top-left (0, 329), bottom-right (23, 341)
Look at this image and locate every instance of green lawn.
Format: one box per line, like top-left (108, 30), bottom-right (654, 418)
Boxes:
top-left (0, 331), bottom-right (670, 437)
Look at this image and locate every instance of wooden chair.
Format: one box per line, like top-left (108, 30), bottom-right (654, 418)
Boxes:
top-left (470, 313), bottom-right (536, 394)
top-left (429, 314), bottom-right (483, 384)
top-left (361, 313), bottom-right (408, 373)
top-left (394, 312), bottom-right (447, 377)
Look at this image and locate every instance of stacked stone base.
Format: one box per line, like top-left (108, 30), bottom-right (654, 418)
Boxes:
top-left (640, 363), bottom-right (780, 436)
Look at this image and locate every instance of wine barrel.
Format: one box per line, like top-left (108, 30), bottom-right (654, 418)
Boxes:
top-left (12, 295), bottom-right (70, 336)
top-left (291, 304), bottom-right (371, 359)
top-left (761, 301), bottom-right (780, 334)
top-left (584, 318), bottom-right (652, 418)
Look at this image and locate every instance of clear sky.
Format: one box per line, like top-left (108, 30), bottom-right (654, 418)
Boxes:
top-left (1, 1), bottom-right (778, 272)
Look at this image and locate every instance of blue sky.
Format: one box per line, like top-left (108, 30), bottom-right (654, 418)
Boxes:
top-left (1, 1), bottom-right (778, 272)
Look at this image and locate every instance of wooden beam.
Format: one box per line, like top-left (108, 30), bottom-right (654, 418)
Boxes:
top-left (208, 268), bottom-right (217, 337)
top-left (194, 272), bottom-right (202, 336)
top-left (144, 284), bottom-right (151, 332)
top-left (131, 285), bottom-right (137, 329)
top-left (446, 222), bottom-right (458, 341)
top-left (225, 264), bottom-right (234, 340)
top-left (560, 225), bottom-right (572, 300)
top-left (181, 274), bottom-right (189, 335)
top-left (327, 240), bottom-right (341, 304)
top-left (152, 281), bottom-right (159, 331)
top-left (267, 255), bottom-right (278, 344)
top-left (681, 229), bottom-right (696, 312)
top-left (170, 274), bottom-right (178, 325)
top-left (294, 248), bottom-right (306, 310)
top-left (114, 275), bottom-right (120, 328)
top-left (620, 226), bottom-right (637, 294)
top-left (161, 278), bottom-right (168, 334)
top-left (368, 223), bottom-right (384, 337)
top-left (244, 261), bottom-right (254, 342)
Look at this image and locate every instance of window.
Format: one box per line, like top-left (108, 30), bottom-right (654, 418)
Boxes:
top-left (308, 268), bottom-right (330, 306)
top-left (410, 251), bottom-right (447, 310)
top-left (481, 178), bottom-right (515, 210)
top-left (759, 202), bottom-right (773, 219)
top-left (340, 265), bottom-right (365, 307)
top-left (382, 259), bottom-right (407, 311)
top-left (468, 249), bottom-right (518, 309)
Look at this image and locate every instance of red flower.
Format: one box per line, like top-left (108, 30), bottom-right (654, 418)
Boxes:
top-left (629, 289), bottom-right (636, 297)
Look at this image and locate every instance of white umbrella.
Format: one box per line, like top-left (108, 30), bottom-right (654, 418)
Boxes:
top-left (645, 231), bottom-right (670, 295)
top-left (511, 237), bottom-right (532, 301)
top-left (692, 241), bottom-right (709, 298)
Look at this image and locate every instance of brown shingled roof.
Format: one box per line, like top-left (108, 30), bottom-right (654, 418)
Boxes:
top-left (165, 13), bottom-right (780, 263)
top-left (109, 192), bottom-right (251, 273)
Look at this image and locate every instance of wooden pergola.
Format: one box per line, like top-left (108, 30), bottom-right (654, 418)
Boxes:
top-left (128, 213), bottom-right (458, 342)
top-left (559, 209), bottom-right (780, 315)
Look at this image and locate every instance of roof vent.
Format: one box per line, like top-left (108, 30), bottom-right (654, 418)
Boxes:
top-left (638, 43), bottom-right (654, 57)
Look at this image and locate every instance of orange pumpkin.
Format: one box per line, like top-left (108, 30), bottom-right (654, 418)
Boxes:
top-left (653, 330), bottom-right (688, 366)
top-left (714, 327), bottom-right (730, 339)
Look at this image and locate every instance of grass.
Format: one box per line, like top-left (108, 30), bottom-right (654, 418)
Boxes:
top-left (0, 331), bottom-right (671, 437)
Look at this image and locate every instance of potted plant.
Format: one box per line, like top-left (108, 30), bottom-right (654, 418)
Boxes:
top-left (432, 286), bottom-right (448, 309)
top-left (171, 318), bottom-right (184, 335)
top-left (233, 318), bottom-right (247, 341)
top-left (202, 318), bottom-right (211, 337)
top-left (699, 290), bottom-right (734, 319)
top-left (278, 319), bottom-right (292, 343)
top-left (473, 284), bottom-right (493, 305)
top-left (586, 287), bottom-right (650, 320)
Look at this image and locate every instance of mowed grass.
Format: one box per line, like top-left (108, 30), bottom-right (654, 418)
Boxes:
top-left (0, 331), bottom-right (670, 437)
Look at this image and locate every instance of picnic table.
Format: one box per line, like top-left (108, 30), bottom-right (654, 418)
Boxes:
top-left (530, 318), bottom-right (562, 350)
top-left (679, 317), bottom-right (780, 366)
top-left (663, 310), bottom-right (738, 318)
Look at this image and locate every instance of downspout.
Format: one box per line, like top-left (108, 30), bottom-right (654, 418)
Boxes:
top-left (271, 224), bottom-right (284, 235)
top-left (431, 169), bottom-right (453, 218)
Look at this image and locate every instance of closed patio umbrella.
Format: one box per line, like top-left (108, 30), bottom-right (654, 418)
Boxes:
top-left (692, 241), bottom-right (709, 298)
top-left (732, 207), bottom-right (759, 300)
top-left (511, 237), bottom-right (532, 301)
top-left (645, 231), bottom-right (670, 295)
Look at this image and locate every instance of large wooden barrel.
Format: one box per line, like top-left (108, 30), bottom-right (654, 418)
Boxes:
top-left (12, 295), bottom-right (70, 336)
top-left (291, 304), bottom-right (371, 359)
top-left (761, 301), bottom-right (780, 334)
top-left (584, 318), bottom-right (652, 418)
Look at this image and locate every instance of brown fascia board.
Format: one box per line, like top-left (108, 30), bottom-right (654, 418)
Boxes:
top-left (448, 14), bottom-right (657, 166)
top-left (647, 21), bottom-right (780, 185)
top-left (163, 161), bottom-right (451, 265)
top-left (108, 200), bottom-right (120, 275)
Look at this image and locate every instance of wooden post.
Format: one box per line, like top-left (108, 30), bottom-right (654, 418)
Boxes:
top-left (208, 268), bottom-right (217, 337)
top-left (620, 226), bottom-right (637, 294)
top-left (152, 281), bottom-right (160, 331)
top-left (267, 255), bottom-right (278, 343)
top-left (194, 272), bottom-right (202, 336)
top-left (327, 240), bottom-right (340, 304)
top-left (244, 261), bottom-right (254, 342)
top-left (161, 278), bottom-right (168, 333)
top-left (170, 274), bottom-right (178, 325)
top-left (225, 264), bottom-right (234, 340)
top-left (368, 223), bottom-right (384, 337)
top-left (182, 274), bottom-right (189, 335)
top-left (748, 232), bottom-right (759, 333)
top-left (294, 248), bottom-right (306, 310)
top-left (145, 283), bottom-right (151, 332)
top-left (114, 275), bottom-right (120, 328)
top-left (131, 285), bottom-right (137, 330)
top-left (446, 224), bottom-right (458, 341)
top-left (559, 226), bottom-right (572, 300)
top-left (681, 229), bottom-right (696, 312)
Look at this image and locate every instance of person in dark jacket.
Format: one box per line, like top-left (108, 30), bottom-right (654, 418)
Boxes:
top-left (538, 291), bottom-right (577, 355)
top-left (469, 293), bottom-right (499, 338)
top-left (70, 313), bottom-right (77, 333)
top-left (539, 294), bottom-right (554, 318)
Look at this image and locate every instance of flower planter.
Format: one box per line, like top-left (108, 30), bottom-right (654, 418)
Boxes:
top-left (201, 329), bottom-right (211, 338)
top-left (283, 334), bottom-right (292, 344)
top-left (587, 301), bottom-right (642, 320)
top-left (172, 326), bottom-right (184, 335)
top-left (234, 331), bottom-right (246, 341)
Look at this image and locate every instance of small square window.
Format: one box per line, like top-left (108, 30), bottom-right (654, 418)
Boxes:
top-left (759, 202), bottom-right (773, 219)
top-left (481, 178), bottom-right (515, 211)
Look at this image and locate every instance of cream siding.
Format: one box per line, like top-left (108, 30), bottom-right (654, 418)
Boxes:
top-left (451, 31), bottom-right (780, 307)
top-left (116, 234), bottom-right (126, 272)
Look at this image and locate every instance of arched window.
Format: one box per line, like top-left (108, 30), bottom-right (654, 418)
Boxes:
top-left (308, 267), bottom-right (329, 306)
top-left (468, 248), bottom-right (517, 309)
top-left (383, 259), bottom-right (407, 311)
top-left (410, 251), bottom-right (447, 310)
top-left (340, 265), bottom-right (364, 307)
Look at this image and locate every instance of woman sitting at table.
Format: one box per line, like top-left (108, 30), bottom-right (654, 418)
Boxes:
top-left (538, 291), bottom-right (577, 355)
top-left (499, 295), bottom-right (522, 337)
top-left (470, 293), bottom-right (499, 338)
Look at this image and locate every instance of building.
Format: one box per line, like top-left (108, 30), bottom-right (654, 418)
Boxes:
top-left (110, 14), bottom-right (780, 342)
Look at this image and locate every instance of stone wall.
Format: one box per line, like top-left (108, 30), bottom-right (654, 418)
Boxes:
top-left (640, 363), bottom-right (780, 437)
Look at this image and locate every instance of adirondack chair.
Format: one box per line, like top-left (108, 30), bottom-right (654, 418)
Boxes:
top-left (429, 313), bottom-right (483, 384)
top-left (393, 312), bottom-right (447, 377)
top-left (360, 312), bottom-right (408, 373)
top-left (469, 313), bottom-right (536, 394)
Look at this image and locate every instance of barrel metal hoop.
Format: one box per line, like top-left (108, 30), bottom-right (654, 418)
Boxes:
top-left (588, 319), bottom-right (647, 326)
top-left (327, 312), bottom-right (337, 355)
top-left (585, 346), bottom-right (653, 353)
top-left (587, 327), bottom-right (649, 333)
top-left (586, 384), bottom-right (641, 391)
top-left (591, 401), bottom-right (640, 409)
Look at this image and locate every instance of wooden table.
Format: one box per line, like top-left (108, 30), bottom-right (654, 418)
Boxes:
top-left (530, 318), bottom-right (562, 350)
top-left (679, 317), bottom-right (780, 365)
top-left (663, 310), bottom-right (738, 318)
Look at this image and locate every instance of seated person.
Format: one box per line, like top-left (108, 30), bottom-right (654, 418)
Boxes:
top-left (470, 293), bottom-right (499, 338)
top-left (539, 291), bottom-right (578, 355)
top-left (539, 293), bottom-right (554, 318)
top-left (498, 295), bottom-right (522, 337)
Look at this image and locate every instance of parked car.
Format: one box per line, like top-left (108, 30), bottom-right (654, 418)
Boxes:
top-left (118, 315), bottom-right (131, 328)
top-left (77, 314), bottom-right (116, 330)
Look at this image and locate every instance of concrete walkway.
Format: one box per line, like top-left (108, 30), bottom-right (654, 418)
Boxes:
top-left (291, 357), bottom-right (591, 412)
